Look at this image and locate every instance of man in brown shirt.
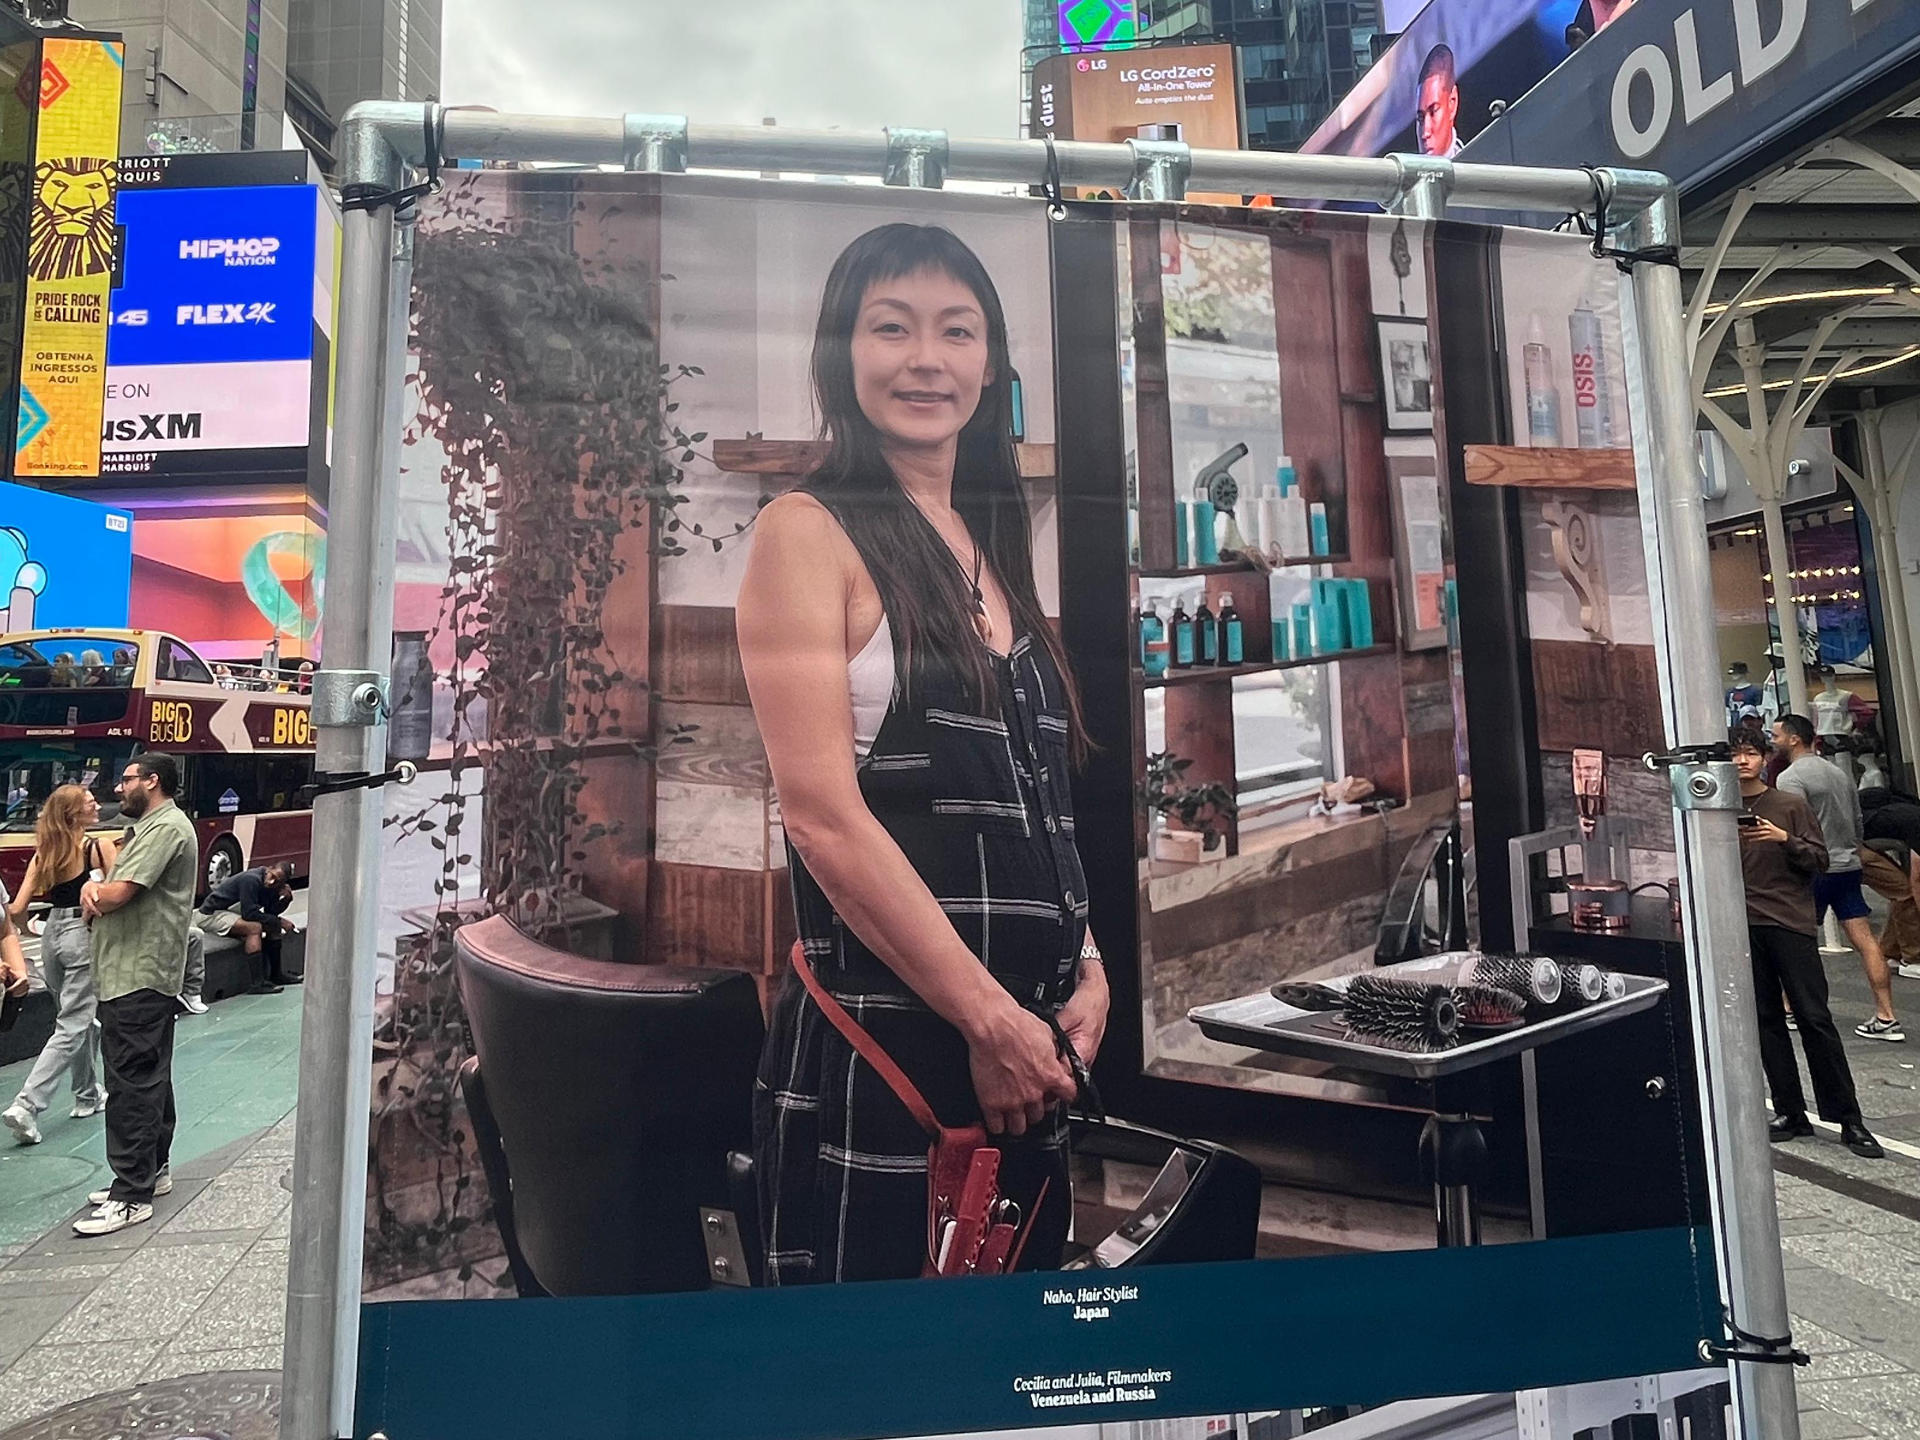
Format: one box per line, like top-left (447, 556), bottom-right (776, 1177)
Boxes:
top-left (1732, 728), bottom-right (1882, 1157)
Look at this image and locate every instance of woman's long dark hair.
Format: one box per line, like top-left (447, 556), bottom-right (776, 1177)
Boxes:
top-left (804, 223), bottom-right (1086, 761)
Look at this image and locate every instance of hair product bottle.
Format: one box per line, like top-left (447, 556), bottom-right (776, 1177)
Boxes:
top-left (1524, 316), bottom-right (1562, 445)
top-left (1140, 599), bottom-right (1169, 678)
top-left (1175, 501), bottom-right (1192, 568)
top-left (1193, 495), bottom-right (1219, 566)
top-left (1272, 617), bottom-right (1290, 662)
top-left (1195, 594), bottom-right (1217, 664)
top-left (1569, 291), bottom-right (1616, 448)
top-left (1309, 502), bottom-right (1331, 557)
top-left (1274, 457), bottom-right (1309, 559)
top-left (1217, 594), bottom-right (1243, 665)
top-left (1171, 599), bottom-right (1196, 668)
top-left (1291, 601), bottom-right (1313, 660)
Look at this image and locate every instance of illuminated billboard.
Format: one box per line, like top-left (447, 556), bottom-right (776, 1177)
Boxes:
top-left (125, 494), bottom-right (324, 659)
top-left (0, 478), bottom-right (131, 630)
top-left (13, 36), bottom-right (125, 480)
top-left (1303, 0), bottom-right (1582, 158)
top-left (100, 181), bottom-right (329, 482)
top-left (1058, 0), bottom-right (1136, 47)
top-left (1031, 42), bottom-right (1242, 198)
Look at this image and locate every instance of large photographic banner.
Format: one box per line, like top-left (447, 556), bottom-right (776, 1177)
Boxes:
top-left (355, 174), bottom-right (1720, 1440)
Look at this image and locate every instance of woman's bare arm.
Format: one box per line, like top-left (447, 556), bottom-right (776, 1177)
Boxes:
top-left (6, 856), bottom-right (38, 921)
top-left (737, 494), bottom-right (1073, 1134)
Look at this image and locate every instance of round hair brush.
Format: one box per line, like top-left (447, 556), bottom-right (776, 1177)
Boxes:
top-left (1559, 962), bottom-right (1607, 1005)
top-left (1455, 984), bottom-right (1528, 1031)
top-left (1467, 953), bottom-right (1562, 1007)
top-left (1342, 975), bottom-right (1462, 1052)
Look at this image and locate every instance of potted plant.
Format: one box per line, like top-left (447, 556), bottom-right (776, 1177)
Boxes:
top-left (1138, 751), bottom-right (1239, 862)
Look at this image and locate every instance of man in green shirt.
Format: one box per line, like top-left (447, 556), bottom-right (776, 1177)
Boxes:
top-left (74, 753), bottom-right (199, 1235)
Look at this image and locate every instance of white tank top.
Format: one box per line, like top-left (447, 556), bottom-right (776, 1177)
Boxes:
top-left (849, 615), bottom-right (897, 761)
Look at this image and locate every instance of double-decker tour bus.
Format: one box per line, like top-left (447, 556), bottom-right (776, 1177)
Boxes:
top-left (0, 629), bottom-right (315, 900)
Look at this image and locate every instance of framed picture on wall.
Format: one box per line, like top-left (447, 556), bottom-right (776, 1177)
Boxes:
top-left (1388, 452), bottom-right (1449, 651)
top-left (1376, 316), bottom-right (1435, 434)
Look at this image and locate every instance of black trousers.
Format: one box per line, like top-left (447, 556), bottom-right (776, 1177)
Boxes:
top-left (1749, 924), bottom-right (1863, 1125)
top-left (98, 988), bottom-right (178, 1204)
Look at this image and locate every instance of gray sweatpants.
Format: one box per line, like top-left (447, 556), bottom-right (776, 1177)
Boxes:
top-left (181, 926), bottom-right (204, 1003)
top-left (14, 913), bottom-right (103, 1116)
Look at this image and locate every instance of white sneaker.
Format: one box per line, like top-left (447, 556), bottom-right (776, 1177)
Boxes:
top-left (178, 994), bottom-right (208, 1015)
top-left (72, 1200), bottom-right (152, 1236)
top-left (2, 1101), bottom-right (40, 1146)
top-left (88, 1171), bottom-right (170, 1206)
top-left (69, 1094), bottom-right (105, 1119)
top-left (1899, 962), bottom-right (1920, 981)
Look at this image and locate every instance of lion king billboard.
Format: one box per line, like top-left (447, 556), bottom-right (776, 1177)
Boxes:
top-left (13, 34), bottom-right (124, 480)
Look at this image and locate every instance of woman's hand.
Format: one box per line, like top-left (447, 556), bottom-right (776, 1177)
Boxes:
top-left (1056, 961), bottom-right (1110, 1072)
top-left (967, 1004), bottom-right (1076, 1138)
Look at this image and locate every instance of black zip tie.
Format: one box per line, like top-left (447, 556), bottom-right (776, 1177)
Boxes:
top-left (1041, 136), bottom-right (1067, 221)
top-left (1701, 1308), bottom-right (1810, 1368)
top-left (1581, 165), bottom-right (1682, 274)
top-left (342, 105), bottom-right (444, 214)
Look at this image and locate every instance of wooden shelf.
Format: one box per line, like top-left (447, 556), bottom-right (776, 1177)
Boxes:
top-left (1138, 553), bottom-right (1349, 579)
top-left (713, 437), bottom-right (1056, 481)
top-left (1145, 645), bottom-right (1394, 687)
top-left (1464, 444), bottom-right (1636, 491)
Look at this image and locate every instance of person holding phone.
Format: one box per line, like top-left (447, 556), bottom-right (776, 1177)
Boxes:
top-left (738, 223), bottom-right (1106, 1284)
top-left (1730, 725), bottom-right (1882, 1158)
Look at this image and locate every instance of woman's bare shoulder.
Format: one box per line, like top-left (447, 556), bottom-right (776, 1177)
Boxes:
top-left (752, 491), bottom-right (856, 560)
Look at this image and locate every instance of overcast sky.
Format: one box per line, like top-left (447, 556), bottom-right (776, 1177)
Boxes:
top-left (441, 1), bottom-right (1025, 140)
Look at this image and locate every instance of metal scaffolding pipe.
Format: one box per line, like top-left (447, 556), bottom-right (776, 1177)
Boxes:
top-left (419, 105), bottom-right (1600, 214)
top-left (1617, 171), bottom-right (1803, 1440)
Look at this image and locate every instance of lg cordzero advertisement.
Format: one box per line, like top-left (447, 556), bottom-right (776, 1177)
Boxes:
top-left (354, 174), bottom-right (1720, 1440)
top-left (1303, 0), bottom-right (1582, 159)
top-left (97, 179), bottom-right (331, 483)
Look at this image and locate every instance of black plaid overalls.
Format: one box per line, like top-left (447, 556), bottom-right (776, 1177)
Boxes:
top-left (753, 627), bottom-right (1089, 1285)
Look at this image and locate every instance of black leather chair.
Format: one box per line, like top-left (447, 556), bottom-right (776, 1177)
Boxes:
top-left (453, 914), bottom-right (764, 1297)
top-left (1064, 1117), bottom-right (1262, 1268)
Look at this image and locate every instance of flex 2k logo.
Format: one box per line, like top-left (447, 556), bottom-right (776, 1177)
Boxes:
top-left (176, 302), bottom-right (276, 326)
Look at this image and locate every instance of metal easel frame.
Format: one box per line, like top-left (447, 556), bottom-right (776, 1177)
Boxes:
top-left (285, 103), bottom-right (1798, 1440)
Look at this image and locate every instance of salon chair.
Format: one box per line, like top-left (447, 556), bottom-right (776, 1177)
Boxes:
top-left (453, 914), bottom-right (764, 1297)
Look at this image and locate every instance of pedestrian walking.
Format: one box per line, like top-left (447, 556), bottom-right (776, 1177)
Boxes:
top-left (1859, 786), bottom-right (1920, 982)
top-left (1, 785), bottom-right (117, 1145)
top-left (1732, 726), bottom-right (1884, 1158)
top-left (73, 754), bottom-right (199, 1236)
top-left (1772, 714), bottom-right (1903, 1040)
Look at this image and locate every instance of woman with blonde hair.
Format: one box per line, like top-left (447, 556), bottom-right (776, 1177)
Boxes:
top-left (1, 784), bottom-right (117, 1145)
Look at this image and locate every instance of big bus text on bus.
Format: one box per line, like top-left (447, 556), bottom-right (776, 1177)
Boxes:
top-left (0, 629), bottom-right (315, 898)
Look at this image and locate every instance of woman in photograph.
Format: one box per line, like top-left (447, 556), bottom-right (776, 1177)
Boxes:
top-left (738, 223), bottom-right (1108, 1284)
top-left (1, 784), bottom-right (117, 1145)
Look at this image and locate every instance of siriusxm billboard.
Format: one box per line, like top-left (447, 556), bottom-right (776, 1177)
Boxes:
top-left (99, 181), bottom-right (327, 480)
top-left (0, 480), bottom-right (133, 631)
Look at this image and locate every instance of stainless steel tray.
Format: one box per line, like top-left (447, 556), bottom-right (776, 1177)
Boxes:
top-left (1188, 972), bottom-right (1668, 1082)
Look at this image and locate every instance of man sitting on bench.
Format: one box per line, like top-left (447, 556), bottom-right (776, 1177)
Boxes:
top-left (192, 862), bottom-right (299, 994)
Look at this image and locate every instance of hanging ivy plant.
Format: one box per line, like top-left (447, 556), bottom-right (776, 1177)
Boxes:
top-left (365, 178), bottom-right (727, 1292)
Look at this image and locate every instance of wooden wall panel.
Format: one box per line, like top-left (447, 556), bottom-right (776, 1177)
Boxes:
top-left (1331, 228), bottom-right (1379, 400)
top-left (648, 861), bottom-right (767, 973)
top-left (1338, 651), bottom-right (1410, 802)
top-left (1272, 239), bottom-right (1347, 556)
top-left (654, 605), bottom-right (751, 705)
top-left (1340, 404), bottom-right (1394, 569)
top-left (1131, 216), bottom-right (1177, 572)
top-left (1531, 640), bottom-right (1664, 757)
